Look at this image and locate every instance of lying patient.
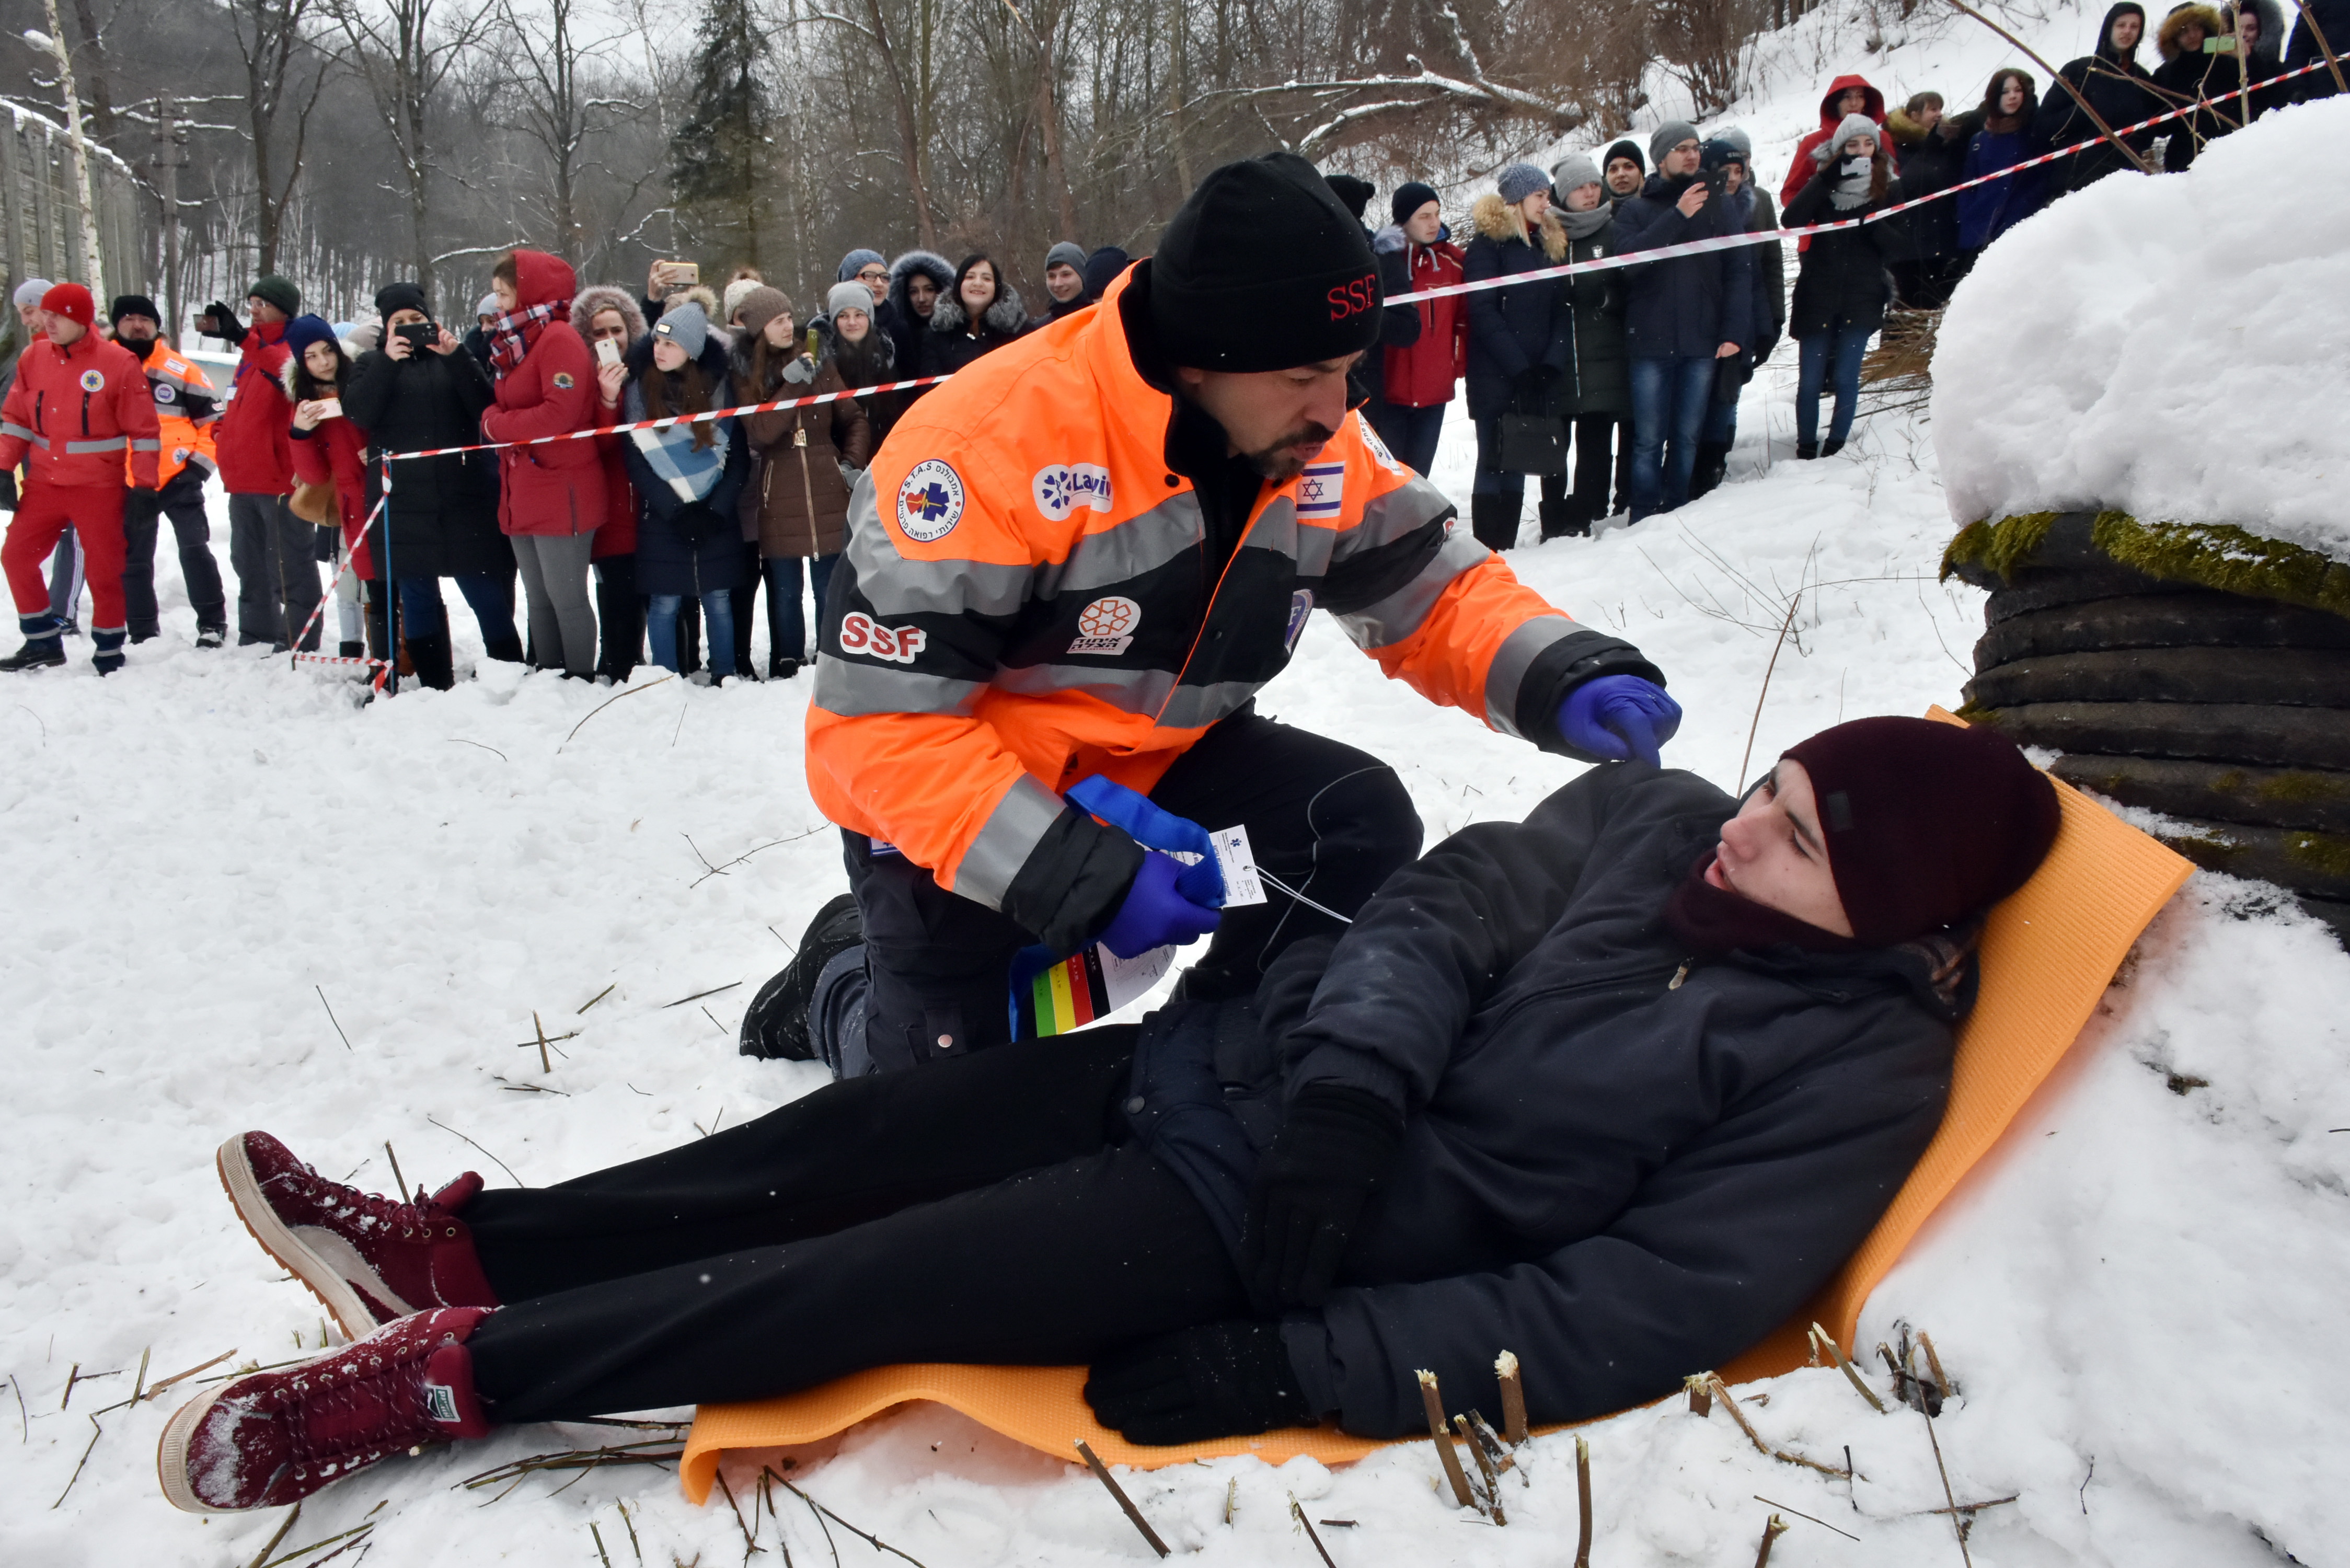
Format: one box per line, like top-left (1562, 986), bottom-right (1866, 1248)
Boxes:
top-left (159, 716), bottom-right (2058, 1513)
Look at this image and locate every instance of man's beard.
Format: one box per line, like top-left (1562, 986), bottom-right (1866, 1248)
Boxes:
top-left (1239, 420), bottom-right (1338, 482)
top-left (117, 331), bottom-right (154, 352)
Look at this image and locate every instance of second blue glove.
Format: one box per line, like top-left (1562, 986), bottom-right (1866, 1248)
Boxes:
top-left (1096, 851), bottom-right (1223, 959)
top-left (1558, 675), bottom-right (1682, 766)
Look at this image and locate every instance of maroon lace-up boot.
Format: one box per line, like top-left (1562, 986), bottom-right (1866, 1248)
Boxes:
top-left (218, 1132), bottom-right (500, 1338)
top-left (158, 1306), bottom-right (494, 1512)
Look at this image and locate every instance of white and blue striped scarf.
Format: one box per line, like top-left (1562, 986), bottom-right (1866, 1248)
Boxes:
top-left (624, 380), bottom-right (732, 504)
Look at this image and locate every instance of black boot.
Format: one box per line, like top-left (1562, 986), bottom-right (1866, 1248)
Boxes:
top-left (0, 614), bottom-right (66, 672)
top-left (339, 639), bottom-right (364, 660)
top-left (407, 633), bottom-right (456, 691)
top-left (1537, 499), bottom-right (1581, 540)
top-left (740, 894), bottom-right (865, 1060)
top-left (1468, 493), bottom-right (1520, 551)
top-left (1821, 435), bottom-right (1846, 457)
top-left (1796, 441), bottom-right (1819, 460)
top-left (483, 633), bottom-right (524, 664)
top-left (1688, 441), bottom-right (1731, 499)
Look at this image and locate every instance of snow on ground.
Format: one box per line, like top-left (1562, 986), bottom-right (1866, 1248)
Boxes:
top-left (8, 6), bottom-right (2350, 1564)
top-left (1934, 97), bottom-right (2350, 556)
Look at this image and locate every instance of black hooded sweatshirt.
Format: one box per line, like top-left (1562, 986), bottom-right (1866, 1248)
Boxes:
top-left (1121, 762), bottom-right (1968, 1437)
top-left (2033, 3), bottom-right (2163, 190)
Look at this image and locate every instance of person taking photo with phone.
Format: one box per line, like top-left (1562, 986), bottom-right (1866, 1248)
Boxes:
top-left (340, 282), bottom-right (524, 686)
top-left (1784, 114), bottom-right (1900, 461)
top-left (283, 315), bottom-right (374, 663)
top-left (199, 277), bottom-right (320, 650)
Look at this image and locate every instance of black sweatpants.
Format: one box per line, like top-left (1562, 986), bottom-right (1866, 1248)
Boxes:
top-left (122, 471), bottom-right (226, 638)
top-left (463, 1026), bottom-right (1244, 1422)
top-left (843, 710), bottom-right (1422, 1074)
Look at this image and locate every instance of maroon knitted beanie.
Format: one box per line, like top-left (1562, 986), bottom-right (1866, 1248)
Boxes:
top-left (1781, 717), bottom-right (2061, 944)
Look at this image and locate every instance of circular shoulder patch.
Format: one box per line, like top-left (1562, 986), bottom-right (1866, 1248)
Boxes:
top-left (551, 371), bottom-right (575, 390)
top-left (78, 368), bottom-right (105, 393)
top-left (895, 458), bottom-right (965, 543)
top-left (153, 381), bottom-right (177, 404)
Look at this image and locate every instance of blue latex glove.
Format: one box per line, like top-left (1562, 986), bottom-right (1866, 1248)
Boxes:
top-left (1066, 775), bottom-right (1225, 906)
top-left (1097, 852), bottom-right (1223, 959)
top-left (1558, 675), bottom-right (1683, 766)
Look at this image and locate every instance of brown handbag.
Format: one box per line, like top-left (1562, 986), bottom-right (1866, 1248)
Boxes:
top-left (289, 478), bottom-right (338, 526)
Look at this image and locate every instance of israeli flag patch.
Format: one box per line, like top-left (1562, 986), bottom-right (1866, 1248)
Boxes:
top-left (1295, 462), bottom-right (1344, 521)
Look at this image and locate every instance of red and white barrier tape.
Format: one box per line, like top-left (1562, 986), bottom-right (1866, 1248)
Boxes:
top-left (281, 492), bottom-right (387, 659)
top-left (385, 374), bottom-right (951, 462)
top-left (1387, 57), bottom-right (2329, 306)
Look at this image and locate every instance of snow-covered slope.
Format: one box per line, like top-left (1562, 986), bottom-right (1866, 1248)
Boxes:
top-left (7, 6), bottom-right (2349, 1565)
top-left (1934, 96), bottom-right (2350, 559)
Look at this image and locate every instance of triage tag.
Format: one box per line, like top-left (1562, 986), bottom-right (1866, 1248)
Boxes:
top-left (1206, 823), bottom-right (1266, 908)
top-left (1021, 942), bottom-right (1178, 1036)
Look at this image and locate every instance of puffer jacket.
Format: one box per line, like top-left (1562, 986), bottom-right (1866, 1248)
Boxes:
top-left (620, 331), bottom-right (751, 597)
top-left (917, 287), bottom-right (1029, 378)
top-left (817, 316), bottom-right (903, 451)
top-left (733, 332), bottom-right (872, 560)
top-left (212, 320), bottom-right (295, 494)
top-left (1783, 157), bottom-right (1899, 339)
top-left (884, 251), bottom-right (955, 389)
top-left (1461, 193), bottom-right (1574, 420)
top-left (479, 249), bottom-right (605, 537)
top-left (1380, 230), bottom-right (1467, 408)
top-left (284, 366), bottom-right (374, 576)
top-left (1782, 75), bottom-right (1897, 252)
top-left (1613, 174), bottom-right (1756, 360)
top-left (339, 336), bottom-right (511, 580)
top-left (2153, 3), bottom-right (2234, 168)
top-left (1563, 211), bottom-right (1630, 418)
top-left (0, 328), bottom-right (159, 488)
top-left (1884, 108), bottom-right (1968, 261)
top-left (1123, 760), bottom-right (1967, 1438)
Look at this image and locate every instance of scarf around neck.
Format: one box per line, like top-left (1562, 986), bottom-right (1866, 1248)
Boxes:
top-left (1558, 203), bottom-right (1612, 240)
top-left (623, 376), bottom-right (731, 504)
top-left (488, 297), bottom-right (566, 380)
top-left (1829, 156), bottom-right (1876, 210)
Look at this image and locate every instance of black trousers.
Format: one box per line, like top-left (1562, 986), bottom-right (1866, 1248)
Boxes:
top-left (593, 553), bottom-right (642, 680)
top-left (122, 473), bottom-right (226, 637)
top-left (843, 711), bottom-right (1422, 1073)
top-left (1568, 413), bottom-right (1634, 523)
top-left (463, 1026), bottom-right (1243, 1422)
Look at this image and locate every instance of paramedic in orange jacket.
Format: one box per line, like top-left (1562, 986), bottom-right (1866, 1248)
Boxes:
top-left (110, 295), bottom-right (228, 645)
top-left (781, 155), bottom-right (1680, 1076)
top-left (0, 284), bottom-right (160, 674)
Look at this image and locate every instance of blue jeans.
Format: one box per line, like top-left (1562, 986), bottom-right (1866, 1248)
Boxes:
top-left (396, 574), bottom-right (517, 645)
top-left (1796, 327), bottom-right (1874, 448)
top-left (649, 591), bottom-right (736, 676)
top-left (763, 553), bottom-right (839, 666)
top-left (1627, 356), bottom-right (1719, 520)
top-left (1370, 401), bottom-right (1448, 477)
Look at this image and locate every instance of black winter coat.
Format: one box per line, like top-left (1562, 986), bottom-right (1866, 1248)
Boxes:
top-left (1613, 174), bottom-right (1756, 360)
top-left (339, 343), bottom-right (513, 580)
top-left (917, 289), bottom-right (1029, 378)
top-left (1783, 163), bottom-right (1898, 340)
top-left (884, 251), bottom-right (957, 389)
top-left (2032, 4), bottom-right (2161, 191)
top-left (1564, 215), bottom-right (1630, 419)
top-left (2286, 0), bottom-right (2350, 94)
top-left (619, 334), bottom-right (752, 597)
top-left (1123, 763), bottom-right (1962, 1437)
top-left (1884, 111), bottom-right (1968, 261)
top-left (1461, 194), bottom-right (1574, 420)
top-left (2154, 43), bottom-right (2233, 169)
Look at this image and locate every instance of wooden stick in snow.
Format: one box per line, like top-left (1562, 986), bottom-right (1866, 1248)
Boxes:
top-left (1574, 1435), bottom-right (1594, 1568)
top-left (1811, 1323), bottom-right (1887, 1413)
top-left (1074, 1440), bottom-right (1169, 1558)
top-left (1453, 1415), bottom-right (1507, 1524)
top-left (1416, 1370), bottom-right (1476, 1507)
top-left (1754, 1513), bottom-right (1791, 1568)
top-left (1707, 1377), bottom-right (1859, 1479)
top-left (1494, 1350), bottom-right (1528, 1444)
top-left (1686, 1371), bottom-right (1715, 1416)
top-left (1919, 1331), bottom-right (1953, 1400)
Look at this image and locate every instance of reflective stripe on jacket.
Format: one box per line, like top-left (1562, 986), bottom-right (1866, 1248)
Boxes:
top-left (129, 340), bottom-right (219, 489)
top-left (0, 330), bottom-right (160, 488)
top-left (807, 262), bottom-right (1660, 943)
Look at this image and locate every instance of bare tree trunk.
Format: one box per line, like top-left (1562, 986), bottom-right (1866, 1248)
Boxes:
top-left (857, 0), bottom-right (941, 249)
top-left (65, 0), bottom-right (113, 139)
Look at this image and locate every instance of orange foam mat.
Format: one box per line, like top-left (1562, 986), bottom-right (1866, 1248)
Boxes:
top-left (681, 709), bottom-right (2192, 1502)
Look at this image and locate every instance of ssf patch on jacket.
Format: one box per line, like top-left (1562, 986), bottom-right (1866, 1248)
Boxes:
top-left (805, 263), bottom-right (1660, 927)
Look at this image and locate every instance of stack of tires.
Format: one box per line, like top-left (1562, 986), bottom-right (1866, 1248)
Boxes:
top-left (1949, 510), bottom-right (2350, 943)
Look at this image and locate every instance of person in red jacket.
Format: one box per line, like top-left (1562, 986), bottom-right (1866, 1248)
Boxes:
top-left (1369, 181), bottom-right (1466, 478)
top-left (282, 315), bottom-right (381, 669)
top-left (0, 284), bottom-right (160, 672)
top-left (479, 249), bottom-right (604, 678)
top-left (1780, 75), bottom-right (1894, 253)
top-left (573, 283), bottom-right (645, 681)
top-left (198, 276), bottom-right (321, 650)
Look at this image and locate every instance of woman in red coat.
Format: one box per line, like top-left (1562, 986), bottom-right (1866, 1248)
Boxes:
top-left (282, 315), bottom-right (377, 667)
top-left (480, 249), bottom-right (604, 677)
top-left (574, 283), bottom-right (645, 681)
top-left (1370, 181), bottom-right (1466, 477)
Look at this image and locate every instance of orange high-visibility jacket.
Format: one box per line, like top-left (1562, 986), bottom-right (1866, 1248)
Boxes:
top-left (126, 338), bottom-right (220, 489)
top-left (805, 263), bottom-right (1661, 948)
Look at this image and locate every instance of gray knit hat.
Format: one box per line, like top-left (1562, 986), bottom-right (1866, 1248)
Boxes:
top-left (1710, 125), bottom-right (1754, 159)
top-left (1550, 152), bottom-right (1603, 197)
top-left (1044, 240), bottom-right (1087, 274)
top-left (1495, 163), bottom-right (1551, 204)
top-left (827, 280), bottom-right (876, 320)
top-left (1650, 119), bottom-right (1701, 165)
top-left (476, 292), bottom-right (500, 319)
top-left (13, 278), bottom-right (52, 308)
top-left (651, 298), bottom-right (710, 359)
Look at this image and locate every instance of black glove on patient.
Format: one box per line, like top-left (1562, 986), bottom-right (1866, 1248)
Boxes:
top-left (1240, 1082), bottom-right (1404, 1312)
top-left (1084, 1319), bottom-right (1314, 1445)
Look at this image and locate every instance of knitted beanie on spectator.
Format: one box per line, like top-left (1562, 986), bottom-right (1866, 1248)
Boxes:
top-left (1711, 125), bottom-right (1755, 159)
top-left (281, 314), bottom-right (339, 362)
top-left (109, 294), bottom-right (161, 326)
top-left (476, 294), bottom-right (500, 320)
top-left (1549, 154), bottom-right (1602, 197)
top-left (734, 286), bottom-right (791, 340)
top-left (1781, 717), bottom-right (2061, 944)
top-left (652, 299), bottom-right (710, 359)
top-left (1044, 241), bottom-right (1088, 275)
top-left (1082, 246), bottom-right (1131, 301)
top-left (247, 275), bottom-right (301, 317)
top-left (1495, 163), bottom-right (1550, 205)
top-left (1323, 172), bottom-right (1375, 221)
top-left (1603, 140), bottom-right (1646, 174)
top-left (1649, 120), bottom-right (1700, 166)
top-left (837, 248), bottom-right (884, 282)
top-left (373, 282), bottom-right (429, 320)
top-left (1814, 111), bottom-right (1884, 162)
top-left (13, 278), bottom-right (52, 308)
top-left (41, 284), bottom-right (93, 329)
top-left (1149, 153), bottom-right (1380, 373)
top-left (827, 281), bottom-right (876, 321)
top-left (1390, 180), bottom-right (1440, 225)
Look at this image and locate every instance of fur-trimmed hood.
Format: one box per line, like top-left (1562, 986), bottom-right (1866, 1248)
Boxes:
top-left (2157, 2), bottom-right (2226, 57)
top-left (2229, 0), bottom-right (2286, 58)
top-left (927, 284), bottom-right (1028, 339)
top-left (1471, 191), bottom-right (1569, 262)
top-left (1885, 106), bottom-right (1967, 146)
top-left (886, 250), bottom-right (955, 328)
top-left (573, 285), bottom-right (647, 343)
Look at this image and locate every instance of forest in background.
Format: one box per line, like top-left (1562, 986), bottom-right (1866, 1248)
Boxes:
top-left (0, 0), bottom-right (1918, 325)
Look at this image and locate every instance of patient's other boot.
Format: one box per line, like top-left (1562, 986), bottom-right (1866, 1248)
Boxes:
top-left (740, 893), bottom-right (864, 1060)
top-left (158, 1306), bottom-right (493, 1512)
top-left (218, 1132), bottom-right (498, 1338)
